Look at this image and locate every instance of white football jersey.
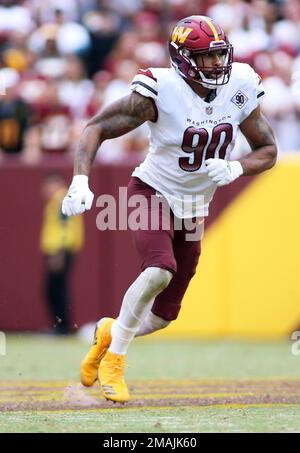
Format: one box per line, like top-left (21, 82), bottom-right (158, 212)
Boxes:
top-left (130, 63), bottom-right (264, 218)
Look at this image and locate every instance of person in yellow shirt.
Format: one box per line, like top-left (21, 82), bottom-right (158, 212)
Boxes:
top-left (40, 173), bottom-right (84, 334)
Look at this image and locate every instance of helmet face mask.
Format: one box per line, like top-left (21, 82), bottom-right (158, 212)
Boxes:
top-left (169, 15), bottom-right (233, 88)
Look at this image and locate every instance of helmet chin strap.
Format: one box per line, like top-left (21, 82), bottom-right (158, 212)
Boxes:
top-left (188, 68), bottom-right (223, 89)
top-left (199, 71), bottom-right (221, 89)
top-left (187, 55), bottom-right (217, 88)
top-left (187, 51), bottom-right (230, 88)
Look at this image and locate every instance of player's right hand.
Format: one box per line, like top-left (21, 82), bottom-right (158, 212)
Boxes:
top-left (62, 175), bottom-right (94, 216)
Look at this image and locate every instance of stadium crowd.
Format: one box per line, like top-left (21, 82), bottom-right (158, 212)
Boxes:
top-left (0, 0), bottom-right (299, 163)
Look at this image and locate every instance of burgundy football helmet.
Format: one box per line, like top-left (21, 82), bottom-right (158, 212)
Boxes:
top-left (169, 15), bottom-right (233, 88)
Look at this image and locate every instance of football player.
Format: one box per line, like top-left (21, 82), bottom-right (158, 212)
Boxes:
top-left (62, 15), bottom-right (277, 403)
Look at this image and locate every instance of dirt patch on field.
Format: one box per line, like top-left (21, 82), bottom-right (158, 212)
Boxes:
top-left (0, 379), bottom-right (299, 411)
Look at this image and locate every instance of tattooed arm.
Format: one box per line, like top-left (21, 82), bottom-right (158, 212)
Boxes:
top-left (238, 105), bottom-right (277, 175)
top-left (62, 92), bottom-right (156, 216)
top-left (205, 105), bottom-right (277, 186)
top-left (74, 92), bottom-right (156, 176)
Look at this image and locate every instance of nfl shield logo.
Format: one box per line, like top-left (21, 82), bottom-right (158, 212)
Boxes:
top-left (206, 106), bottom-right (213, 115)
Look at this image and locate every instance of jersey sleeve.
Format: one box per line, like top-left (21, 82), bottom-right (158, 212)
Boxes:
top-left (130, 69), bottom-right (158, 101)
top-left (238, 66), bottom-right (265, 122)
top-left (256, 73), bottom-right (265, 101)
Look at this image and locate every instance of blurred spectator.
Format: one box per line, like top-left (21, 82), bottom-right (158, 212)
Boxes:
top-left (103, 30), bottom-right (140, 73)
top-left (260, 51), bottom-right (300, 153)
top-left (28, 0), bottom-right (85, 24)
top-left (0, 67), bottom-right (33, 155)
top-left (0, 0), bottom-right (300, 160)
top-left (228, 14), bottom-right (271, 63)
top-left (82, 8), bottom-right (122, 75)
top-left (0, 0), bottom-right (33, 34)
top-left (133, 11), bottom-right (163, 43)
top-left (102, 0), bottom-right (142, 18)
top-left (28, 7), bottom-right (91, 57)
top-left (168, 0), bottom-right (208, 22)
top-left (272, 0), bottom-right (300, 55)
top-left (207, 0), bottom-right (242, 33)
top-left (38, 96), bottom-right (71, 154)
top-left (134, 41), bottom-right (167, 68)
top-left (40, 173), bottom-right (84, 335)
top-left (97, 58), bottom-right (149, 162)
top-left (56, 21), bottom-right (91, 56)
top-left (21, 80), bottom-right (73, 161)
top-left (86, 69), bottom-right (112, 117)
top-left (2, 30), bottom-right (30, 72)
top-left (102, 59), bottom-right (138, 106)
top-left (58, 55), bottom-right (94, 119)
top-left (292, 55), bottom-right (300, 103)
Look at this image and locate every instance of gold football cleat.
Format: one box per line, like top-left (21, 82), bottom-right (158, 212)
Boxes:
top-left (80, 317), bottom-right (114, 387)
top-left (99, 350), bottom-right (130, 403)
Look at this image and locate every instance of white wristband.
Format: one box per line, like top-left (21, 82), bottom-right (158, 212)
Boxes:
top-left (229, 161), bottom-right (244, 179)
top-left (72, 175), bottom-right (89, 184)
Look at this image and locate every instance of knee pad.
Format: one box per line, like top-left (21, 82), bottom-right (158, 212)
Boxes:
top-left (143, 267), bottom-right (173, 294)
top-left (148, 311), bottom-right (171, 331)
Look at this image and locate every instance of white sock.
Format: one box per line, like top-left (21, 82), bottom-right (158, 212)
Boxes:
top-left (135, 311), bottom-right (171, 337)
top-left (109, 267), bottom-right (172, 355)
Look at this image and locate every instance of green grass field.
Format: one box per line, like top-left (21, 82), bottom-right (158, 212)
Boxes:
top-left (0, 334), bottom-right (300, 433)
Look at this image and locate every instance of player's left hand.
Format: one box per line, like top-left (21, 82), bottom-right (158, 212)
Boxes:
top-left (62, 175), bottom-right (94, 216)
top-left (205, 158), bottom-right (243, 187)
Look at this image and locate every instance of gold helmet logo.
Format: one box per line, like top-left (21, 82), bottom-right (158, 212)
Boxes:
top-left (171, 27), bottom-right (193, 44)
